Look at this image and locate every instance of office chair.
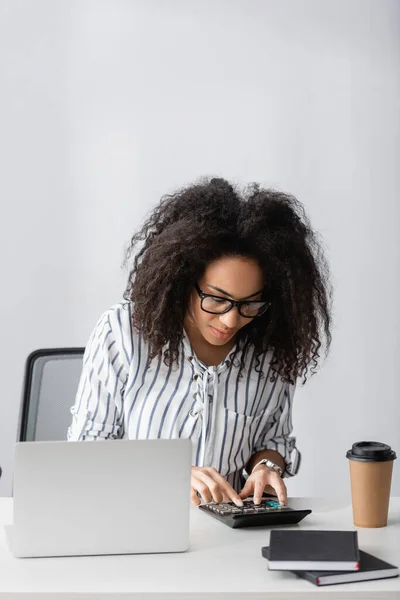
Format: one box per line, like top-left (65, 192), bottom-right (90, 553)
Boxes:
top-left (17, 348), bottom-right (85, 442)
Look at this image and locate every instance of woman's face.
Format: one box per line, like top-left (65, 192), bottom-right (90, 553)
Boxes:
top-left (186, 255), bottom-right (264, 347)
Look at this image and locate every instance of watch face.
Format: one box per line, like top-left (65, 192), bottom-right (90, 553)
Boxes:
top-left (254, 459), bottom-right (282, 476)
top-left (266, 460), bottom-right (282, 475)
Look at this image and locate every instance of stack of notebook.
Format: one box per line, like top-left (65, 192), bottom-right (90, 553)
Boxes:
top-left (261, 530), bottom-right (399, 586)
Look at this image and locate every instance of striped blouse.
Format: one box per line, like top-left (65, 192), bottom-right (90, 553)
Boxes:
top-left (67, 302), bottom-right (301, 492)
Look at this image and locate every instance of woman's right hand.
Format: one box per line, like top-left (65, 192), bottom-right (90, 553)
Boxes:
top-left (191, 466), bottom-right (244, 507)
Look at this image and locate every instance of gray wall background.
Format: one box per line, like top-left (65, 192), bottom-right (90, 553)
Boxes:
top-left (1, 0), bottom-right (399, 497)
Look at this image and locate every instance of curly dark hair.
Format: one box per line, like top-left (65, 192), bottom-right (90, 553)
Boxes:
top-left (123, 177), bottom-right (332, 383)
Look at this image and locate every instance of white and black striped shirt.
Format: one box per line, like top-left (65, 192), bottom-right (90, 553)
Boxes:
top-left (68, 302), bottom-right (301, 492)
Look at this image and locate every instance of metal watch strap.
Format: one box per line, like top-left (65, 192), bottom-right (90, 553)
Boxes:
top-left (252, 458), bottom-right (283, 477)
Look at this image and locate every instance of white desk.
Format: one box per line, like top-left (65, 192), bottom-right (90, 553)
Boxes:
top-left (0, 497), bottom-right (399, 599)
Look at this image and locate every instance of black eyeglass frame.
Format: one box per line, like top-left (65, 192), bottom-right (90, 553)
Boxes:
top-left (194, 283), bottom-right (270, 318)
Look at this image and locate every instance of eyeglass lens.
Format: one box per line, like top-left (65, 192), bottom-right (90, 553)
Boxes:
top-left (201, 296), bottom-right (267, 317)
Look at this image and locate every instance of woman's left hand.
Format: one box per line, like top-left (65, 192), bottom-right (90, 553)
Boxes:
top-left (239, 464), bottom-right (287, 505)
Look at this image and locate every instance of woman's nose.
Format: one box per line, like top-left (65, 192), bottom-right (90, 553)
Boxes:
top-left (219, 307), bottom-right (240, 329)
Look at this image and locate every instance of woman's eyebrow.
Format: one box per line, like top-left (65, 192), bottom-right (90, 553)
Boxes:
top-left (207, 285), bottom-right (264, 300)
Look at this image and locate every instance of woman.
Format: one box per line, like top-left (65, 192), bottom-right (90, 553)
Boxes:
top-left (68, 177), bottom-right (332, 508)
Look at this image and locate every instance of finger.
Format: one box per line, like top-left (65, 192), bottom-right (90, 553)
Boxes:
top-left (213, 479), bottom-right (243, 506)
top-left (195, 470), bottom-right (242, 506)
top-left (199, 488), bottom-right (213, 504)
top-left (272, 477), bottom-right (288, 506)
top-left (208, 476), bottom-right (243, 507)
top-left (204, 478), bottom-right (225, 503)
top-left (239, 480), bottom-right (254, 499)
top-left (192, 479), bottom-right (213, 504)
top-left (213, 477), bottom-right (244, 506)
top-left (253, 477), bottom-right (266, 505)
top-left (190, 487), bottom-right (201, 506)
top-left (212, 489), bottom-right (224, 503)
top-left (223, 486), bottom-right (244, 507)
top-left (262, 473), bottom-right (288, 505)
top-left (193, 474), bottom-right (224, 504)
top-left (207, 486), bottom-right (223, 504)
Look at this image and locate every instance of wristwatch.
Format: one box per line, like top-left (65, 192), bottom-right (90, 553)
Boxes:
top-left (252, 458), bottom-right (283, 477)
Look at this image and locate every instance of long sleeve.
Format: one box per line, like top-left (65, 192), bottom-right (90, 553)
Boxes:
top-left (67, 305), bottom-right (132, 441)
top-left (252, 381), bottom-right (301, 477)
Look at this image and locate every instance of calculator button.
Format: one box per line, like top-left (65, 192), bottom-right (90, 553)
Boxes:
top-left (265, 500), bottom-right (281, 508)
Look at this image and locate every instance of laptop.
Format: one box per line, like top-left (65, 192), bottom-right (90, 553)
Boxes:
top-left (5, 438), bottom-right (192, 558)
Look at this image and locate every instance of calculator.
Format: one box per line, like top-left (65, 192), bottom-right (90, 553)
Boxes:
top-left (198, 497), bottom-right (312, 528)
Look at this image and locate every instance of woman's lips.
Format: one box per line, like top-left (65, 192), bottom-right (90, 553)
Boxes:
top-left (210, 326), bottom-right (235, 340)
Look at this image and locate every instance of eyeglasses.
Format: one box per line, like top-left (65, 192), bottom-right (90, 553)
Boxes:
top-left (194, 283), bottom-right (270, 318)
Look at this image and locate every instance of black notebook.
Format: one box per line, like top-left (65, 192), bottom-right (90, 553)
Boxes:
top-left (292, 550), bottom-right (399, 586)
top-left (263, 530), bottom-right (360, 571)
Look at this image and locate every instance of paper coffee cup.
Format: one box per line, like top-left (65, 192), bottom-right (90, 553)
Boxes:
top-left (346, 441), bottom-right (396, 528)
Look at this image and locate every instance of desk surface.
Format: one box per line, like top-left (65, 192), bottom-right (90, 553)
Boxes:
top-left (0, 497), bottom-right (399, 599)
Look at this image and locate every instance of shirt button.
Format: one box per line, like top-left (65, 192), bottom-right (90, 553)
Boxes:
top-left (188, 356), bottom-right (194, 361)
top-left (193, 374), bottom-right (199, 380)
top-left (225, 360), bottom-right (231, 368)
